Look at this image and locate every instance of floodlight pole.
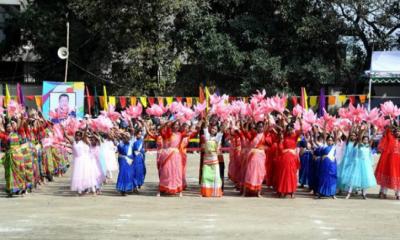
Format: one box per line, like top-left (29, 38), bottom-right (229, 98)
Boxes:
top-left (64, 21), bottom-right (70, 83)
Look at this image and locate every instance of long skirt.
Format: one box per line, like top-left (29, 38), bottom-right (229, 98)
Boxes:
top-left (133, 154), bottom-right (146, 188)
top-left (299, 151), bottom-right (313, 186)
top-left (158, 149), bottom-right (183, 194)
top-left (275, 151), bottom-right (299, 194)
top-left (116, 157), bottom-right (135, 192)
top-left (375, 151), bottom-right (400, 190)
top-left (70, 155), bottom-right (98, 192)
top-left (243, 149), bottom-right (266, 193)
top-left (317, 157), bottom-right (337, 196)
top-left (3, 148), bottom-right (26, 194)
top-left (201, 163), bottom-right (222, 197)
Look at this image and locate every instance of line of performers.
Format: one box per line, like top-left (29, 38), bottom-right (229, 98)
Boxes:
top-left (0, 110), bottom-right (71, 197)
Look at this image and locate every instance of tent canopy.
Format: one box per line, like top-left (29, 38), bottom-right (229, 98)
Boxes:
top-left (371, 51), bottom-right (400, 73)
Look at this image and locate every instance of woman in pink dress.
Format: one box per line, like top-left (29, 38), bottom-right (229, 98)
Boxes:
top-left (147, 121), bottom-right (186, 197)
top-left (227, 127), bottom-right (242, 189)
top-left (241, 121), bottom-right (271, 197)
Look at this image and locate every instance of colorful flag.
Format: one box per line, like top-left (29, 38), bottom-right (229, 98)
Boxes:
top-left (4, 84), bottom-right (11, 107)
top-left (108, 96), bottom-right (116, 106)
top-left (85, 86), bottom-right (92, 115)
top-left (16, 83), bottom-right (25, 106)
top-left (318, 88), bottom-right (325, 117)
top-left (130, 97), bottom-right (137, 106)
top-left (166, 97), bottom-right (173, 106)
top-left (205, 86), bottom-right (211, 111)
top-left (300, 87), bottom-right (308, 110)
top-left (186, 97), bottom-right (193, 107)
top-left (35, 95), bottom-right (42, 110)
top-left (148, 97), bottom-right (155, 106)
top-left (199, 86), bottom-right (205, 103)
top-left (103, 85), bottom-right (108, 110)
top-left (119, 96), bottom-right (127, 109)
top-left (140, 97), bottom-right (147, 107)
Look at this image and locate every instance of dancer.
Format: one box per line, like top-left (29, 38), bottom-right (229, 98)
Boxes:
top-left (116, 132), bottom-right (135, 196)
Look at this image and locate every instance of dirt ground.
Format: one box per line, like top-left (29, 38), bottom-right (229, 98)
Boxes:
top-left (0, 153), bottom-right (400, 240)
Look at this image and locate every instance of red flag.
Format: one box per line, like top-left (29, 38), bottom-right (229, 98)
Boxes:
top-left (176, 97), bottom-right (182, 103)
top-left (349, 96), bottom-right (356, 105)
top-left (291, 96), bottom-right (298, 106)
top-left (148, 97), bottom-right (155, 106)
top-left (85, 86), bottom-right (92, 115)
top-left (199, 86), bottom-right (205, 103)
top-left (119, 96), bottom-right (127, 109)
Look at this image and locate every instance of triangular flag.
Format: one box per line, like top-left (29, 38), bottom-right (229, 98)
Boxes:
top-left (157, 97), bottom-right (164, 106)
top-left (109, 96), bottom-right (116, 106)
top-left (130, 97), bottom-right (137, 106)
top-left (349, 96), bottom-right (356, 105)
top-left (186, 97), bottom-right (193, 107)
top-left (140, 96), bottom-right (147, 107)
top-left (309, 96), bottom-right (317, 107)
top-left (338, 95), bottom-right (347, 106)
top-left (176, 97), bottom-right (182, 103)
top-left (359, 95), bottom-right (367, 104)
top-left (26, 95), bottom-right (34, 101)
top-left (328, 96), bottom-right (336, 106)
top-left (119, 96), bottom-right (127, 109)
top-left (166, 97), bottom-right (173, 106)
top-left (103, 85), bottom-right (108, 110)
top-left (148, 97), bottom-right (155, 106)
top-left (34, 95), bottom-right (42, 110)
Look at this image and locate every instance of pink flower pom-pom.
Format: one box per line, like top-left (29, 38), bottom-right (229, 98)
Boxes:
top-left (363, 107), bottom-right (380, 123)
top-left (126, 104), bottom-right (143, 119)
top-left (292, 104), bottom-right (304, 118)
top-left (380, 101), bottom-right (400, 118)
top-left (146, 104), bottom-right (166, 117)
top-left (7, 100), bottom-right (22, 117)
top-left (194, 102), bottom-right (207, 115)
top-left (303, 109), bottom-right (317, 124)
top-left (251, 89), bottom-right (266, 103)
top-left (169, 102), bottom-right (183, 113)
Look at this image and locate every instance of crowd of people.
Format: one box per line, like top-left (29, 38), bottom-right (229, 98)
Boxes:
top-left (1, 90), bottom-right (400, 200)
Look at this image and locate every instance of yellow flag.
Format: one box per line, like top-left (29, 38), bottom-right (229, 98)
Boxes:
top-left (309, 96), bottom-right (317, 107)
top-left (35, 95), bottom-right (42, 110)
top-left (338, 95), bottom-right (347, 106)
top-left (303, 88), bottom-right (308, 110)
top-left (108, 96), bottom-right (116, 106)
top-left (4, 84), bottom-right (11, 107)
top-left (103, 85), bottom-right (108, 110)
top-left (140, 96), bottom-right (147, 107)
top-left (166, 97), bottom-right (173, 106)
top-left (205, 86), bottom-right (211, 111)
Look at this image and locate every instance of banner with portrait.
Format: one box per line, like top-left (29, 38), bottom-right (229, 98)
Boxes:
top-left (42, 81), bottom-right (85, 122)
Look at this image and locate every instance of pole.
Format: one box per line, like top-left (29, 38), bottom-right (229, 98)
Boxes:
top-left (368, 77), bottom-right (372, 111)
top-left (64, 21), bottom-right (70, 83)
top-left (368, 77), bottom-right (372, 137)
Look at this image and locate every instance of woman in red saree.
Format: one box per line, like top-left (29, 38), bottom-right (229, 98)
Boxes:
top-left (275, 123), bottom-right (301, 198)
top-left (375, 127), bottom-right (400, 199)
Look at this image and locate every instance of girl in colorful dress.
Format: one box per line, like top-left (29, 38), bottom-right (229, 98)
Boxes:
top-left (344, 129), bottom-right (377, 199)
top-left (0, 119), bottom-right (27, 197)
top-left (337, 131), bottom-right (357, 192)
top-left (375, 126), bottom-right (400, 200)
top-left (200, 122), bottom-right (223, 197)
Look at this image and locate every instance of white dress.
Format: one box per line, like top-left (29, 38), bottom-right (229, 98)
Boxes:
top-left (70, 141), bottom-right (98, 192)
top-left (100, 140), bottom-right (118, 172)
